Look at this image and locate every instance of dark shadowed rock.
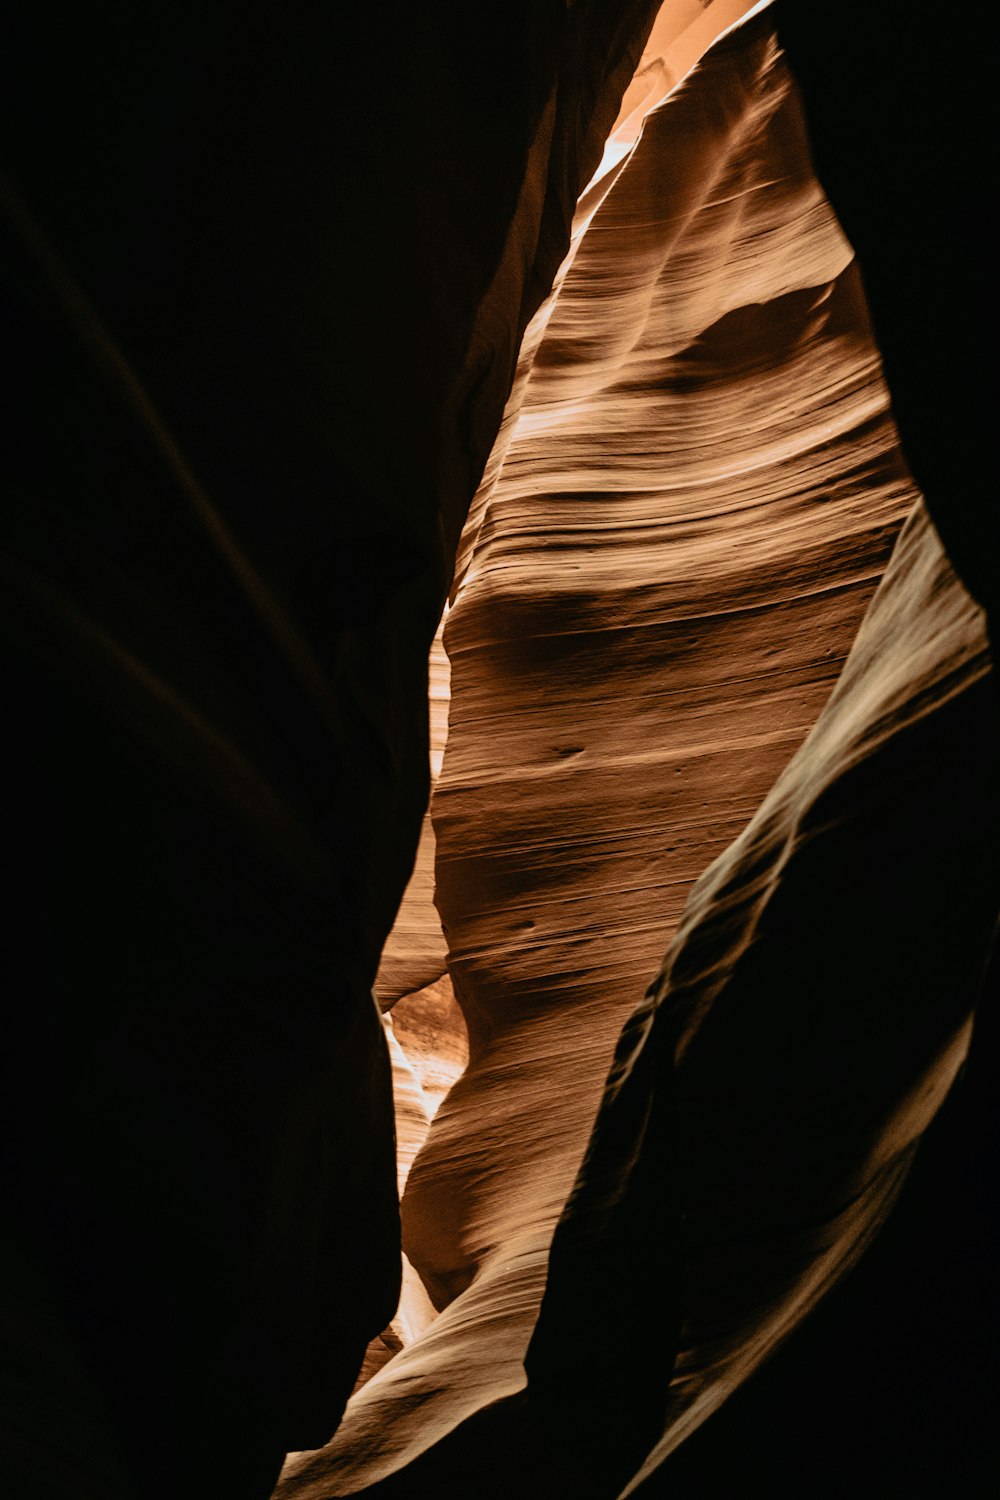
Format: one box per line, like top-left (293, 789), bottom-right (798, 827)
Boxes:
top-left (0, 3), bottom-right (660, 1495)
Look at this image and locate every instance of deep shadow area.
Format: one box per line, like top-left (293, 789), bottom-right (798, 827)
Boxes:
top-left (645, 942), bottom-right (999, 1498)
top-left (774, 0), bottom-right (997, 635)
top-left (2, 4), bottom-right (997, 1495)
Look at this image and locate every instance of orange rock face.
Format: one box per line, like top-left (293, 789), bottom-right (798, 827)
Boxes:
top-left (272, 11), bottom-right (1000, 1498)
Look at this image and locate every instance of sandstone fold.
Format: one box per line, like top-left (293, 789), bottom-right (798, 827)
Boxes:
top-left (273, 11), bottom-right (979, 1497)
top-left (530, 500), bottom-right (999, 1496)
top-left (773, 0), bottom-right (999, 629)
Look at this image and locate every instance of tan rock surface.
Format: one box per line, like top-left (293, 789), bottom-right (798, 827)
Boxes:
top-left (372, 628), bottom-right (452, 1007)
top-left (530, 499), bottom-right (997, 1496)
top-left (276, 12), bottom-right (940, 1496)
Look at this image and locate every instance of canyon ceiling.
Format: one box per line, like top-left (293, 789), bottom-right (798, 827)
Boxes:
top-left (1, 3), bottom-right (995, 1499)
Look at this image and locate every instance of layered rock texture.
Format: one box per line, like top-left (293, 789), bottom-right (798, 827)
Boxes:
top-left (277, 6), bottom-right (997, 1497)
top-left (3, 3), bottom-right (996, 1498)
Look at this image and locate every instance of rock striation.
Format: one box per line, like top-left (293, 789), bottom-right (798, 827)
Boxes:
top-left (3, 3), bottom-right (995, 1497)
top-left (274, 10), bottom-right (999, 1497)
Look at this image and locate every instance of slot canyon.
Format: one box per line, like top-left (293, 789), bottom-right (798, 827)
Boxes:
top-left (2, 4), bottom-right (996, 1498)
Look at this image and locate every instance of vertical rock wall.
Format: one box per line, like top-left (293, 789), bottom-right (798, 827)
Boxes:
top-left (1, 6), bottom-right (662, 1497)
top-left (275, 12), bottom-right (986, 1497)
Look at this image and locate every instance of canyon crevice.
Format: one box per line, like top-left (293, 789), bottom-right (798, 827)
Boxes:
top-left (2, 4), bottom-right (995, 1498)
top-left (278, 7), bottom-right (997, 1497)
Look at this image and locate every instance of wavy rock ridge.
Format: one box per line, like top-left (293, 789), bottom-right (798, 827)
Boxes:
top-left (274, 10), bottom-right (999, 1497)
top-left (4, 3), bottom-right (993, 1496)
